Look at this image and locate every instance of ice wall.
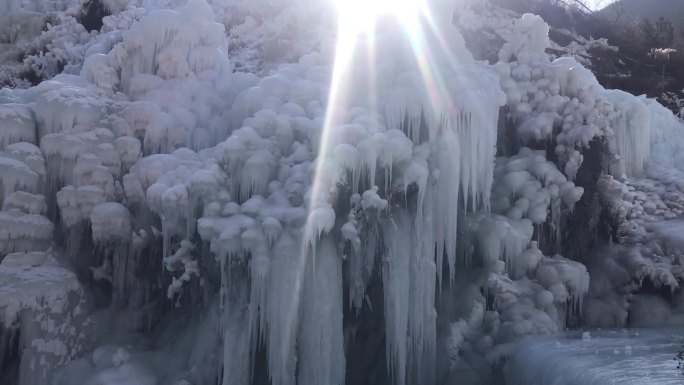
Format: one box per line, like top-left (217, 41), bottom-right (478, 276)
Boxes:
top-left (1, 0), bottom-right (683, 384)
top-left (187, 14), bottom-right (505, 384)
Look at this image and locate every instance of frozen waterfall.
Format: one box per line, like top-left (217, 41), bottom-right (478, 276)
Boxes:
top-left (1, 0), bottom-right (684, 384)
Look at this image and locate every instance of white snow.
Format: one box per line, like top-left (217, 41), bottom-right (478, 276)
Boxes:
top-left (505, 329), bottom-right (684, 385)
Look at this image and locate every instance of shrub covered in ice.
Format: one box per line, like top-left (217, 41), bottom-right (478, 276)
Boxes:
top-left (92, 0), bottom-right (232, 94)
top-left (57, 185), bottom-right (106, 227)
top-left (498, 14), bottom-right (550, 64)
top-left (90, 202), bottom-right (131, 245)
top-left (536, 255), bottom-right (589, 307)
top-left (216, 0), bottom-right (331, 74)
top-left (0, 210), bottom-right (54, 256)
top-left (3, 191), bottom-right (47, 215)
top-left (0, 251), bottom-right (81, 325)
top-left (0, 104), bottom-right (36, 148)
top-left (0, 250), bottom-right (87, 385)
top-left (40, 128), bottom-right (120, 196)
top-left (4, 142), bottom-right (46, 177)
top-left (0, 154), bottom-right (40, 203)
top-left (28, 75), bottom-right (106, 137)
top-left (474, 251), bottom-right (588, 348)
top-left (492, 148), bottom-right (583, 220)
top-left (164, 239), bottom-right (198, 299)
top-left (22, 13), bottom-right (92, 79)
top-left (495, 16), bottom-right (653, 179)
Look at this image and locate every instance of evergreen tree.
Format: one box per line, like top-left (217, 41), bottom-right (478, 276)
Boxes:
top-left (640, 17), bottom-right (674, 48)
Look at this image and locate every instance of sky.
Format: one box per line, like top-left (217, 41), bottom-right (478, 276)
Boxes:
top-left (586, 0), bottom-right (600, 9)
top-left (584, 0), bottom-right (616, 11)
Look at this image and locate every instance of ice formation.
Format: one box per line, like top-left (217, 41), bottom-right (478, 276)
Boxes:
top-left (1, 0), bottom-right (684, 384)
top-left (0, 251), bottom-right (86, 385)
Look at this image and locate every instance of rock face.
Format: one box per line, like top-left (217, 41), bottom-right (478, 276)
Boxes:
top-left (562, 138), bottom-right (613, 261)
top-left (79, 0), bottom-right (110, 32)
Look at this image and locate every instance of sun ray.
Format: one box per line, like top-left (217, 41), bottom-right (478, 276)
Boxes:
top-left (295, 0), bottom-right (472, 318)
top-left (286, 4), bottom-right (371, 367)
top-left (300, 0), bottom-right (458, 260)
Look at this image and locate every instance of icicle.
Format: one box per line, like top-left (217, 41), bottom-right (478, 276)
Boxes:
top-left (382, 211), bottom-right (411, 385)
top-left (430, 124), bottom-right (460, 281)
top-left (263, 231), bottom-right (301, 385)
top-left (297, 237), bottom-right (345, 385)
top-left (603, 90), bottom-right (651, 177)
top-left (221, 262), bottom-right (252, 385)
top-left (349, 217), bottom-right (379, 311)
top-left (408, 219), bottom-right (437, 385)
top-left (383, 208), bottom-right (437, 385)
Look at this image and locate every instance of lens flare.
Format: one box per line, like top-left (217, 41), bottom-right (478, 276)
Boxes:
top-left (302, 0), bottom-right (455, 257)
top-left (333, 0), bottom-right (426, 35)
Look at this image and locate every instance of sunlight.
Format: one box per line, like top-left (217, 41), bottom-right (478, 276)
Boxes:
top-left (299, 0), bottom-right (460, 280)
top-left (302, 0), bottom-right (444, 260)
top-left (333, 0), bottom-right (426, 35)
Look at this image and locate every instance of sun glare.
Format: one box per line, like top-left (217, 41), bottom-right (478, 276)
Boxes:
top-left (300, 0), bottom-right (437, 278)
top-left (333, 0), bottom-right (426, 34)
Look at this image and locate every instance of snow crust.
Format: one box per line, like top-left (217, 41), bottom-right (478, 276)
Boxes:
top-left (505, 329), bottom-right (684, 385)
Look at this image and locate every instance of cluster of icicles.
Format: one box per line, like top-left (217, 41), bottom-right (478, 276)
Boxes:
top-left (0, 2), bottom-right (667, 385)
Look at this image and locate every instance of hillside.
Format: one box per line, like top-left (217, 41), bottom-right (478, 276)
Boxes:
top-left (603, 0), bottom-right (684, 33)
